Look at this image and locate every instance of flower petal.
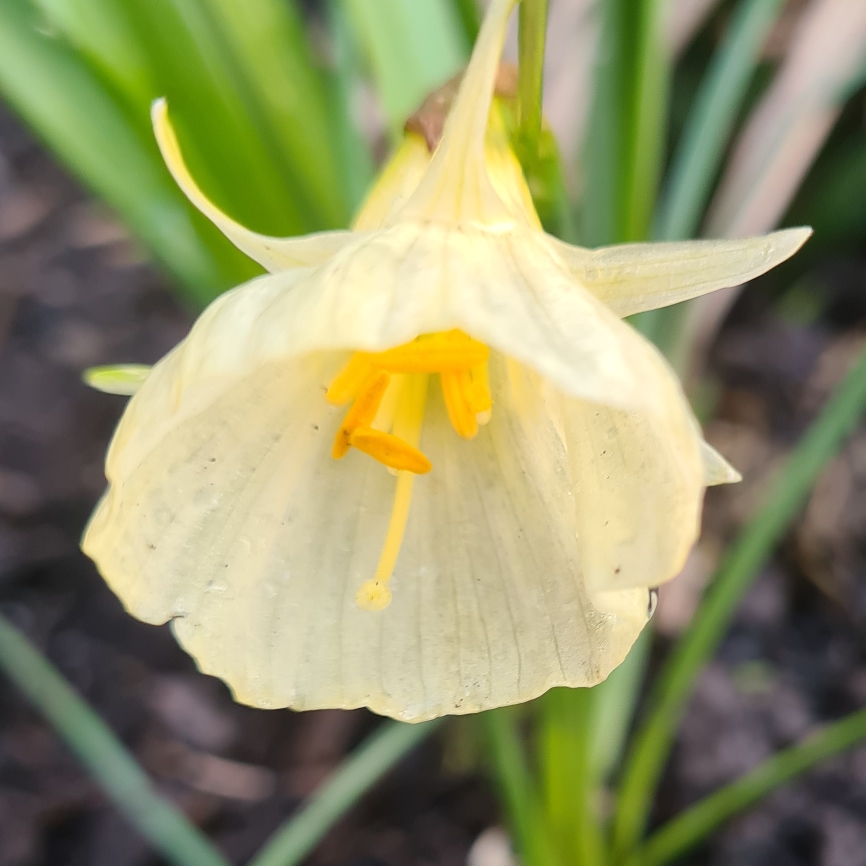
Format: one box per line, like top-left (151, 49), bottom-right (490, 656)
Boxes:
top-left (83, 352), bottom-right (651, 721)
top-left (701, 441), bottom-right (742, 486)
top-left (550, 228), bottom-right (811, 318)
top-left (152, 98), bottom-right (353, 272)
top-left (351, 132), bottom-right (431, 231)
top-left (562, 375), bottom-right (705, 593)
top-left (398, 0), bottom-right (520, 226)
top-left (139, 223), bottom-right (696, 421)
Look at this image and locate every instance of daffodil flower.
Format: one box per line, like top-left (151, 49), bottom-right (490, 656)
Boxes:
top-left (82, 0), bottom-right (809, 722)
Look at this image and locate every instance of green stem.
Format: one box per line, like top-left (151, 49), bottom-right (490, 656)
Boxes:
top-left (540, 689), bottom-right (606, 866)
top-left (482, 708), bottom-right (560, 866)
top-left (620, 0), bottom-right (668, 243)
top-left (632, 707), bottom-right (866, 866)
top-left (517, 0), bottom-right (548, 163)
top-left (0, 613), bottom-right (230, 866)
top-left (249, 719), bottom-right (442, 866)
top-left (612, 342), bottom-right (866, 862)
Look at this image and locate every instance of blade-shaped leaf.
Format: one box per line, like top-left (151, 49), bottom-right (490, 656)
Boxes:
top-left (581, 0), bottom-right (670, 246)
top-left (0, 0), bottom-right (251, 304)
top-left (203, 0), bottom-right (350, 228)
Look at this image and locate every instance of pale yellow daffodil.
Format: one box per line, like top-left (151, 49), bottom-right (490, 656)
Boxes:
top-left (82, 0), bottom-right (809, 722)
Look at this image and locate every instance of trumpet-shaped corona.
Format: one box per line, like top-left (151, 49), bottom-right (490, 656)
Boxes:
top-left (82, 0), bottom-right (810, 722)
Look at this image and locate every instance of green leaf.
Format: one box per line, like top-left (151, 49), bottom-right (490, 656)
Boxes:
top-left (0, 0), bottom-right (245, 305)
top-left (113, 0), bottom-right (318, 237)
top-left (612, 341), bottom-right (866, 861)
top-left (343, 0), bottom-right (467, 135)
top-left (325, 0), bottom-right (375, 213)
top-left (655, 0), bottom-right (786, 243)
top-left (249, 720), bottom-right (442, 866)
top-left (33, 0), bottom-right (155, 108)
top-left (581, 0), bottom-right (670, 246)
top-left (0, 612), bottom-right (230, 866)
top-left (633, 706), bottom-right (866, 866)
top-left (451, 0), bottom-right (481, 46)
top-left (202, 0), bottom-right (351, 227)
top-left (539, 689), bottom-right (606, 866)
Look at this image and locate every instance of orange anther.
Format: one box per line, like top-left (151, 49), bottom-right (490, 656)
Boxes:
top-left (441, 369), bottom-right (478, 439)
top-left (467, 362), bottom-right (493, 415)
top-left (349, 427), bottom-right (432, 474)
top-left (332, 372), bottom-right (391, 459)
top-left (326, 353), bottom-right (375, 405)
top-left (371, 331), bottom-right (489, 373)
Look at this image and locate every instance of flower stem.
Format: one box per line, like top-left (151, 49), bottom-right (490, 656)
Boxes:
top-left (482, 708), bottom-right (562, 866)
top-left (517, 0), bottom-right (549, 164)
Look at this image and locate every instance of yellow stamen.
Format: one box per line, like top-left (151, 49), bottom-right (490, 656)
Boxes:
top-left (371, 330), bottom-right (488, 373)
top-left (468, 361), bottom-right (493, 420)
top-left (371, 373), bottom-right (406, 433)
top-left (355, 374), bottom-right (429, 611)
top-left (356, 472), bottom-right (415, 611)
top-left (327, 339), bottom-right (495, 609)
top-left (332, 372), bottom-right (390, 459)
top-left (350, 428), bottom-right (432, 474)
top-left (326, 353), bottom-right (375, 405)
top-left (391, 374), bottom-right (428, 447)
top-left (441, 369), bottom-right (478, 439)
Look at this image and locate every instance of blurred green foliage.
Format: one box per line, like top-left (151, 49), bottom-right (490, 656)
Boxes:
top-left (2, 2), bottom-right (866, 866)
top-left (0, 0), bottom-right (470, 305)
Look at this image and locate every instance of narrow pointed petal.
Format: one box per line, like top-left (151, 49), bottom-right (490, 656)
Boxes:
top-left (134, 223), bottom-right (688, 423)
top-left (83, 364), bottom-right (152, 396)
top-left (399, 0), bottom-right (519, 225)
top-left (151, 99), bottom-right (352, 272)
top-left (83, 352), bottom-right (651, 721)
top-left (550, 228), bottom-right (811, 318)
top-left (701, 441), bottom-right (742, 485)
